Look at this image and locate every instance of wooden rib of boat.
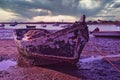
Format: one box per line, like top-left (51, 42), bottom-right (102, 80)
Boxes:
top-left (13, 15), bottom-right (89, 66)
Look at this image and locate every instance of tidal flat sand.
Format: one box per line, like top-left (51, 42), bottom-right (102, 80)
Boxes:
top-left (0, 37), bottom-right (120, 80)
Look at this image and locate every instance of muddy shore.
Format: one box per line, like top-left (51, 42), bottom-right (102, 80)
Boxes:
top-left (0, 37), bottom-right (120, 80)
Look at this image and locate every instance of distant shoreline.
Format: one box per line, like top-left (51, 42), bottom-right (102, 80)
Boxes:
top-left (0, 21), bottom-right (120, 25)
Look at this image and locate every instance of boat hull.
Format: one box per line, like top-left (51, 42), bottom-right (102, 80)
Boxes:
top-left (14, 15), bottom-right (89, 66)
top-left (92, 31), bottom-right (120, 37)
top-left (17, 47), bottom-right (78, 66)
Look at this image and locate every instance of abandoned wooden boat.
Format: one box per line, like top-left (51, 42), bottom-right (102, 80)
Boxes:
top-left (13, 15), bottom-right (89, 66)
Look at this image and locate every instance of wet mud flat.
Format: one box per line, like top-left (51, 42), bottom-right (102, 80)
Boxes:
top-left (78, 59), bottom-right (120, 80)
top-left (0, 37), bottom-right (120, 80)
top-left (0, 40), bottom-right (79, 80)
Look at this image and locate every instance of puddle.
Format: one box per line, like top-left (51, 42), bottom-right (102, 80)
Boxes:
top-left (0, 60), bottom-right (17, 70)
top-left (80, 54), bottom-right (120, 63)
top-left (80, 56), bottom-right (103, 62)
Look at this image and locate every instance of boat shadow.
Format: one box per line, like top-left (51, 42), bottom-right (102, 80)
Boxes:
top-left (39, 62), bottom-right (85, 78)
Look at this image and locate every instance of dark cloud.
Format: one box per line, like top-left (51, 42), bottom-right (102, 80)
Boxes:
top-left (0, 0), bottom-right (50, 18)
top-left (112, 3), bottom-right (120, 8)
top-left (0, 0), bottom-right (116, 21)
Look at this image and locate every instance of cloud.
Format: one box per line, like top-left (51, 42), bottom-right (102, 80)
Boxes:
top-left (0, 0), bottom-right (50, 18)
top-left (0, 9), bottom-right (18, 21)
top-left (0, 0), bottom-right (119, 21)
top-left (94, 0), bottom-right (120, 20)
top-left (110, 1), bottom-right (120, 8)
top-left (32, 15), bottom-right (77, 22)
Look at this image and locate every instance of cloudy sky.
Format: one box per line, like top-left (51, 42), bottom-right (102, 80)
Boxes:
top-left (0, 0), bottom-right (120, 22)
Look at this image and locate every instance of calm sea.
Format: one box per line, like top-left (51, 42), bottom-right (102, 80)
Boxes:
top-left (0, 24), bottom-right (120, 39)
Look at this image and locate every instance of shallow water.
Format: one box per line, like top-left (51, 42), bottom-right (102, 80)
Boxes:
top-left (0, 24), bottom-right (120, 39)
top-left (80, 54), bottom-right (120, 63)
top-left (0, 60), bottom-right (16, 70)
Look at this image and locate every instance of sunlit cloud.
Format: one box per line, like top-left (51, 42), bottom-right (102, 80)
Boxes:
top-left (25, 0), bottom-right (33, 3)
top-left (29, 9), bottom-right (52, 15)
top-left (79, 0), bottom-right (100, 9)
top-left (32, 15), bottom-right (77, 22)
top-left (0, 9), bottom-right (18, 21)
